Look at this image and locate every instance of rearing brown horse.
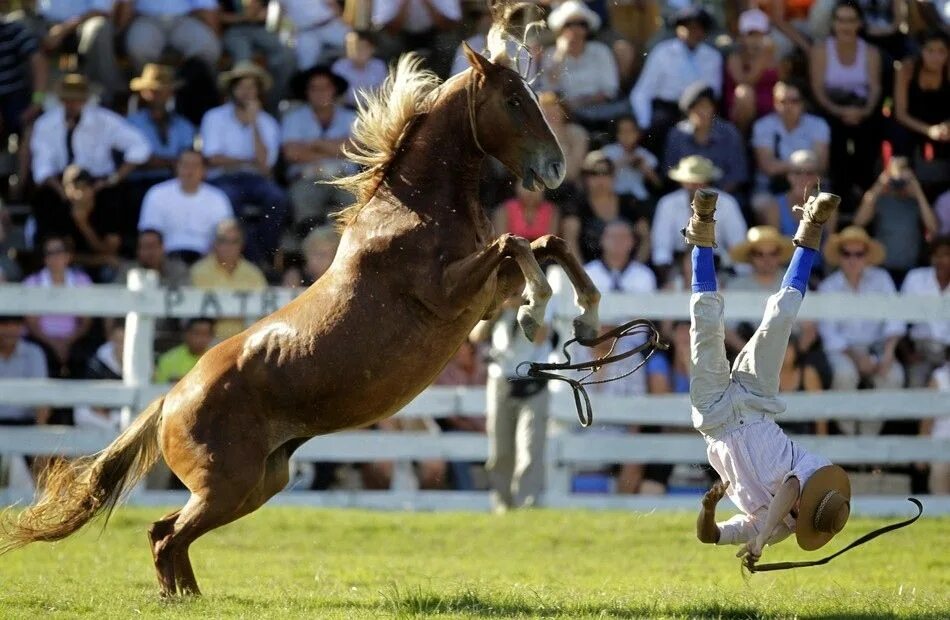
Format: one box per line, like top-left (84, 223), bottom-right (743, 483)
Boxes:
top-left (0, 28), bottom-right (601, 597)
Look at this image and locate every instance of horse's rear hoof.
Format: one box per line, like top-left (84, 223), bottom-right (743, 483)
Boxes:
top-left (573, 318), bottom-right (598, 344)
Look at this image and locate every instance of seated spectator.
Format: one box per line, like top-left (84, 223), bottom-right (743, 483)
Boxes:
top-left (600, 116), bottom-right (662, 203)
top-left (61, 165), bottom-right (122, 281)
top-left (778, 334), bottom-right (828, 435)
top-left (23, 235), bottom-right (94, 378)
top-left (281, 225), bottom-right (339, 287)
top-left (819, 225), bottom-right (905, 435)
top-left (73, 319), bottom-right (124, 432)
top-left (751, 82), bottom-right (830, 197)
top-left (432, 340), bottom-right (487, 491)
top-left (113, 228), bottom-right (190, 353)
top-left (492, 184), bottom-right (559, 243)
top-left (219, 0), bottom-right (294, 106)
top-left (190, 219), bottom-right (267, 340)
top-left (562, 151), bottom-right (652, 264)
top-left (372, 0), bottom-right (461, 79)
top-left (583, 219), bottom-right (656, 295)
top-left (892, 31), bottom-right (950, 166)
top-left (651, 156), bottom-right (747, 281)
top-left (0, 11), bottom-right (46, 199)
top-left (200, 62), bottom-right (289, 265)
top-left (809, 0), bottom-right (883, 207)
top-left (539, 91), bottom-right (588, 209)
top-left (154, 317), bottom-right (215, 383)
top-left (900, 235), bottom-right (950, 387)
top-left (281, 66), bottom-right (355, 232)
top-left (126, 64), bottom-right (198, 190)
top-left (332, 30), bottom-right (388, 109)
top-left (30, 74), bottom-right (150, 245)
top-left (854, 0), bottom-right (913, 60)
top-left (34, 0), bottom-right (123, 105)
top-left (755, 149), bottom-right (833, 239)
top-left (0, 208), bottom-right (23, 282)
top-left (922, 352), bottom-right (949, 494)
top-left (541, 1), bottom-right (625, 128)
top-left (0, 315), bottom-right (50, 427)
top-left (853, 157), bottom-right (939, 285)
top-left (663, 82), bottom-right (748, 195)
top-left (138, 150), bottom-right (234, 264)
top-left (724, 9), bottom-right (780, 135)
top-left (0, 314), bottom-right (50, 491)
top-left (630, 6), bottom-right (721, 153)
top-left (275, 0), bottom-right (351, 70)
top-left (118, 0), bottom-right (221, 71)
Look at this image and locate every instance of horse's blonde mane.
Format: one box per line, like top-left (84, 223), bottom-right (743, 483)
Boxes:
top-left (331, 54), bottom-right (442, 230)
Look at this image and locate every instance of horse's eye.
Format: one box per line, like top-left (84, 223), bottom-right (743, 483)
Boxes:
top-left (507, 96), bottom-right (521, 109)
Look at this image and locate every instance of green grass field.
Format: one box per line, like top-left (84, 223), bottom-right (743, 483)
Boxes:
top-left (1, 507), bottom-right (947, 619)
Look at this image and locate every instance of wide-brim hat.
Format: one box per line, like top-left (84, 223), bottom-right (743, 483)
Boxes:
top-left (548, 0), bottom-right (602, 32)
top-left (290, 65), bottom-right (349, 101)
top-left (218, 61), bottom-right (273, 93)
top-left (729, 225), bottom-right (794, 264)
top-left (797, 465), bottom-right (851, 551)
top-left (669, 155), bottom-right (722, 184)
top-left (56, 73), bottom-right (91, 101)
top-left (679, 80), bottom-right (717, 114)
top-left (130, 63), bottom-right (184, 92)
top-left (824, 225), bottom-right (886, 267)
top-left (581, 149), bottom-right (615, 175)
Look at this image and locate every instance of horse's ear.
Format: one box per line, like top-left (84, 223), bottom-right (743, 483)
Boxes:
top-left (463, 41), bottom-right (493, 76)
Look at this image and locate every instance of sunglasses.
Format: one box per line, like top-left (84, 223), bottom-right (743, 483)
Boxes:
top-left (841, 250), bottom-right (867, 259)
top-left (216, 237), bottom-right (242, 245)
top-left (750, 249), bottom-right (781, 258)
top-left (777, 97), bottom-right (802, 104)
top-left (45, 247), bottom-right (67, 256)
top-left (563, 20), bottom-right (589, 29)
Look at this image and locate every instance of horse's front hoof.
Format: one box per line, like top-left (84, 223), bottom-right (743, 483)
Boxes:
top-left (572, 317), bottom-right (598, 344)
top-left (517, 307), bottom-right (542, 342)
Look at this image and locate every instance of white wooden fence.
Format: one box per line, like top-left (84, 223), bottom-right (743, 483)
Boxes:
top-left (0, 273), bottom-right (947, 515)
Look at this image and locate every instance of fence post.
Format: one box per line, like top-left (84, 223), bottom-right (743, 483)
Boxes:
top-left (121, 268), bottom-right (158, 429)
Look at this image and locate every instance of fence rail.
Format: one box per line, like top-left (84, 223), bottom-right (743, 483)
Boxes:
top-left (1, 277), bottom-right (948, 512)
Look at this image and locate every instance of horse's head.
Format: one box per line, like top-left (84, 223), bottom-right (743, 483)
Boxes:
top-left (463, 43), bottom-right (565, 191)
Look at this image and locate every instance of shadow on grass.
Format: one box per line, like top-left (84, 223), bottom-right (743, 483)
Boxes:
top-left (378, 585), bottom-right (948, 619)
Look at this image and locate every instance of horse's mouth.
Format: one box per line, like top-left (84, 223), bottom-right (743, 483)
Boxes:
top-left (523, 170), bottom-right (545, 192)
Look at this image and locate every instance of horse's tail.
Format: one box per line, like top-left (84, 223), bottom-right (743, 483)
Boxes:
top-left (0, 397), bottom-right (165, 554)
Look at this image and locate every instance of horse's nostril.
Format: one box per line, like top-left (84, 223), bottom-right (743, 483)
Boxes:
top-left (550, 161), bottom-right (564, 180)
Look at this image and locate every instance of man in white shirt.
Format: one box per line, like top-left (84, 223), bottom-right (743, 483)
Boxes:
top-left (751, 82), bottom-right (830, 194)
top-left (901, 236), bottom-right (950, 387)
top-left (372, 0), bottom-right (461, 78)
top-left (138, 150), bottom-right (234, 264)
top-left (30, 74), bottom-right (151, 244)
top-left (118, 0), bottom-right (221, 70)
top-left (651, 156), bottom-right (747, 283)
top-left (274, 0), bottom-right (351, 70)
top-left (281, 66), bottom-right (356, 232)
top-left (200, 62), bottom-right (289, 265)
top-left (818, 226), bottom-right (906, 435)
top-left (687, 188), bottom-right (852, 564)
top-left (630, 7), bottom-right (722, 152)
top-left (584, 219), bottom-right (656, 295)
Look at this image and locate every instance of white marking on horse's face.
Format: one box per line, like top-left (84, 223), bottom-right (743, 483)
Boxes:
top-left (514, 76), bottom-right (565, 187)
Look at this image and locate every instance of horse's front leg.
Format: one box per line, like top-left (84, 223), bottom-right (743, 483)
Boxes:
top-left (443, 233), bottom-right (552, 340)
top-left (531, 235), bottom-right (601, 342)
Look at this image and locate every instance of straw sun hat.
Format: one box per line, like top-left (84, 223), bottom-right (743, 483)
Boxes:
top-left (823, 225), bottom-right (886, 267)
top-left (130, 64), bottom-right (183, 92)
top-left (796, 465), bottom-right (851, 550)
top-left (55, 74), bottom-right (92, 101)
top-left (668, 155), bottom-right (722, 184)
top-left (218, 61), bottom-right (273, 93)
top-left (547, 0), bottom-right (602, 32)
top-left (729, 226), bottom-right (794, 264)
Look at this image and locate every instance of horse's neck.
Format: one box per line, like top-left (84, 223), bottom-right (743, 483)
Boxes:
top-left (385, 86), bottom-right (486, 232)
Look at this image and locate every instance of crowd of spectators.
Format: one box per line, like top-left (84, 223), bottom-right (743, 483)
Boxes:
top-left (0, 0), bottom-right (947, 497)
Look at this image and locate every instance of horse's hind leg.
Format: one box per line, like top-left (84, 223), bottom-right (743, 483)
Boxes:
top-left (171, 447), bottom-right (293, 595)
top-left (531, 235), bottom-right (601, 342)
top-left (148, 509), bottom-right (181, 597)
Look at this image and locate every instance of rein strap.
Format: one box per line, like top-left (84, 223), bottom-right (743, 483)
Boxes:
top-left (517, 319), bottom-right (668, 427)
top-left (748, 498), bottom-right (924, 573)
